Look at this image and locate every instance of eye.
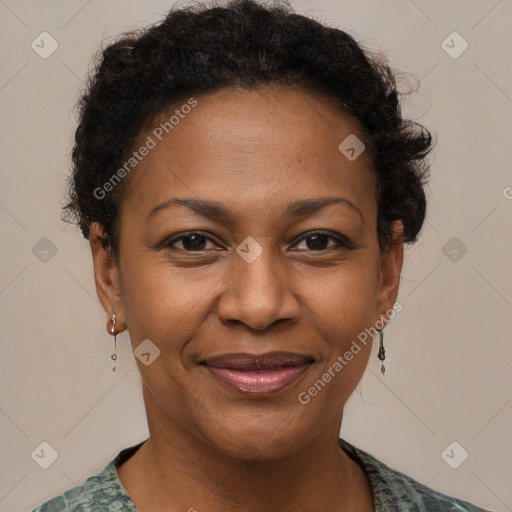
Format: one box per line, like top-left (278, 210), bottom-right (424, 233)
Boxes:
top-left (163, 230), bottom-right (353, 253)
top-left (164, 231), bottom-right (218, 251)
top-left (292, 231), bottom-right (352, 251)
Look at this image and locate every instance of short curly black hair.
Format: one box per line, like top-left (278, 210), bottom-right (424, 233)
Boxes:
top-left (63, 0), bottom-right (434, 260)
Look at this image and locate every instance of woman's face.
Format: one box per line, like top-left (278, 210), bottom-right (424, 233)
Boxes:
top-left (91, 85), bottom-right (403, 459)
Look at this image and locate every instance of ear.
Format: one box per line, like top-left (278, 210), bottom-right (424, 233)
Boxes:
top-left (375, 220), bottom-right (404, 324)
top-left (89, 222), bottom-right (127, 334)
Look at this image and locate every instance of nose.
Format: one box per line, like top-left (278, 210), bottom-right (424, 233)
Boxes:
top-left (217, 247), bottom-right (300, 331)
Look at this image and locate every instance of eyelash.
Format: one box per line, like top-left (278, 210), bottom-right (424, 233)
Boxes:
top-left (163, 230), bottom-right (353, 252)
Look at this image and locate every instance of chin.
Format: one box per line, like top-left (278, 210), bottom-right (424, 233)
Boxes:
top-left (201, 422), bottom-right (310, 462)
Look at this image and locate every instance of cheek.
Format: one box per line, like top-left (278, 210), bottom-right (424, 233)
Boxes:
top-left (304, 256), bottom-right (380, 334)
top-left (119, 255), bottom-right (218, 350)
top-left (296, 268), bottom-right (377, 414)
top-left (119, 262), bottom-right (209, 412)
top-left (297, 256), bottom-right (379, 391)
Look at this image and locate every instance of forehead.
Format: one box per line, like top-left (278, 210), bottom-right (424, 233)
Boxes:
top-left (123, 85), bottom-right (377, 222)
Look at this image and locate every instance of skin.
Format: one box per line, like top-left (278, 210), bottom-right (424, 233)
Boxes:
top-left (89, 84), bottom-right (404, 512)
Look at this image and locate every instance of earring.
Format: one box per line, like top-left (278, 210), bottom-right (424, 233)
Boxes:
top-left (377, 314), bottom-right (386, 376)
top-left (110, 313), bottom-right (117, 372)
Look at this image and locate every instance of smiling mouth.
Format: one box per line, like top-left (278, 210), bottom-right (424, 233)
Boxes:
top-left (200, 351), bottom-right (315, 395)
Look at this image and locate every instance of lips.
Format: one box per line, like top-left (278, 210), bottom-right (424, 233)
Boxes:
top-left (202, 351), bottom-right (315, 370)
top-left (201, 351), bottom-right (315, 395)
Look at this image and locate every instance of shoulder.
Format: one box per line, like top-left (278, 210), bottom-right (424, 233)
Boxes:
top-left (31, 461), bottom-right (137, 512)
top-left (339, 438), bottom-right (493, 512)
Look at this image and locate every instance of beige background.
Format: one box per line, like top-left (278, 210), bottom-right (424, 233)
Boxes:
top-left (1, 0), bottom-right (511, 510)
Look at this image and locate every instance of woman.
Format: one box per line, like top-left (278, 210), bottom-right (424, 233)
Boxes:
top-left (32, 0), bottom-right (491, 510)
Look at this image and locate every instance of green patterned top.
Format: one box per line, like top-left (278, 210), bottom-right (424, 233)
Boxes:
top-left (32, 437), bottom-right (492, 511)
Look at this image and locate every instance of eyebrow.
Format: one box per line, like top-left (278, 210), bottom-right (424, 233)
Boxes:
top-left (147, 196), bottom-right (364, 222)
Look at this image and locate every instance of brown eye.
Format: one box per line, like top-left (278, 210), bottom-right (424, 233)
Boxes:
top-left (292, 231), bottom-right (352, 251)
top-left (165, 232), bottom-right (217, 251)
top-left (304, 233), bottom-right (330, 250)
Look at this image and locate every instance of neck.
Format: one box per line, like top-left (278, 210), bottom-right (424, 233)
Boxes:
top-left (117, 392), bottom-right (372, 512)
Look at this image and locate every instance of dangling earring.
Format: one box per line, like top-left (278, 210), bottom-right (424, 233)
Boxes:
top-left (377, 314), bottom-right (386, 376)
top-left (110, 313), bottom-right (117, 372)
